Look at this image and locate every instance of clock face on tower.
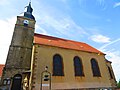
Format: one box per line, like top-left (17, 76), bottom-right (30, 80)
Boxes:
top-left (23, 20), bottom-right (29, 26)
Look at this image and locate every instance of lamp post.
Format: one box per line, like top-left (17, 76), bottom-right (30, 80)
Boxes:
top-left (40, 66), bottom-right (51, 90)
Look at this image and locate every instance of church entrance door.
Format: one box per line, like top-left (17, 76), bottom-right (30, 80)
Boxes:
top-left (11, 74), bottom-right (22, 90)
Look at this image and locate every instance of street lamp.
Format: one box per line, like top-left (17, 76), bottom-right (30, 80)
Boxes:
top-left (45, 66), bottom-right (48, 71)
top-left (40, 66), bottom-right (51, 90)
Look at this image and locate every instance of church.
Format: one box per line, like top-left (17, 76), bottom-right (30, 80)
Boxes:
top-left (0, 2), bottom-right (117, 90)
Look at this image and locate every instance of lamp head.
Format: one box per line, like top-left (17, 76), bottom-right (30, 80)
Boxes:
top-left (45, 66), bottom-right (48, 71)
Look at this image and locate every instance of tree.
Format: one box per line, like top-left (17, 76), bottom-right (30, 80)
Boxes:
top-left (117, 80), bottom-right (120, 88)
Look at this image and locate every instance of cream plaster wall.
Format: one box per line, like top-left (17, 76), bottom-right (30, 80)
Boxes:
top-left (32, 44), bottom-right (114, 90)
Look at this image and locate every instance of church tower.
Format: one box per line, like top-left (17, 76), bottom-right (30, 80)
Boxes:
top-left (1, 2), bottom-right (36, 89)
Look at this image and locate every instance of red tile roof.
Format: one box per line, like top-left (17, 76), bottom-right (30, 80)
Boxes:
top-left (34, 33), bottom-right (104, 54)
top-left (0, 64), bottom-right (4, 77)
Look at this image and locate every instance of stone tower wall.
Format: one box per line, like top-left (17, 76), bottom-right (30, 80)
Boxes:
top-left (1, 16), bottom-right (35, 83)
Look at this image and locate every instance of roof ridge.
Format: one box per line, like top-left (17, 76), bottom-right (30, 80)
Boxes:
top-left (34, 33), bottom-right (85, 44)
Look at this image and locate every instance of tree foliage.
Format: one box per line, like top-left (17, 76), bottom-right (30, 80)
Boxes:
top-left (117, 80), bottom-right (120, 88)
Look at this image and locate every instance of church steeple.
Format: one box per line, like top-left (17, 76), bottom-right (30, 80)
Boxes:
top-left (1, 1), bottom-right (36, 89)
top-left (24, 1), bottom-right (35, 20)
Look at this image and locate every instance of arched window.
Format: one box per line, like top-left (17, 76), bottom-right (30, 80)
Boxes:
top-left (74, 56), bottom-right (84, 76)
top-left (91, 58), bottom-right (101, 77)
top-left (53, 54), bottom-right (64, 76)
top-left (108, 66), bottom-right (113, 79)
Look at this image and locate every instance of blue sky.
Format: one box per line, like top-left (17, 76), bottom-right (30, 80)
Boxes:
top-left (0, 0), bottom-right (120, 81)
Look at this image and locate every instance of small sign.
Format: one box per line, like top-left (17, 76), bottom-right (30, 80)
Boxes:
top-left (42, 84), bottom-right (49, 86)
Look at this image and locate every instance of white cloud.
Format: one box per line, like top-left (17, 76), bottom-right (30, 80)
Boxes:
top-left (44, 16), bottom-right (87, 36)
top-left (33, 0), bottom-right (88, 39)
top-left (35, 24), bottom-right (48, 35)
top-left (99, 38), bottom-right (120, 50)
top-left (78, 0), bottom-right (106, 10)
top-left (36, 11), bottom-right (88, 39)
top-left (0, 17), bottom-right (16, 64)
top-left (113, 2), bottom-right (120, 8)
top-left (90, 34), bottom-right (111, 43)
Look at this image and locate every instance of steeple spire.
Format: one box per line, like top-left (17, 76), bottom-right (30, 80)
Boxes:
top-left (24, 1), bottom-right (35, 20)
